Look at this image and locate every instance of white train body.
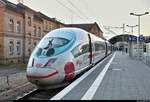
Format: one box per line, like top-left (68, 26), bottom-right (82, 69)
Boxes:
top-left (26, 28), bottom-right (112, 89)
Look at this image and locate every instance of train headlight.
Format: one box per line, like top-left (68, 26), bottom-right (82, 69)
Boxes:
top-left (44, 58), bottom-right (57, 67)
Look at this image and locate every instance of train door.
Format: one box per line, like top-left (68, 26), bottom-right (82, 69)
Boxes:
top-left (71, 42), bottom-right (91, 73)
top-left (88, 34), bottom-right (92, 64)
top-left (89, 42), bottom-right (95, 64)
top-left (105, 42), bottom-right (108, 56)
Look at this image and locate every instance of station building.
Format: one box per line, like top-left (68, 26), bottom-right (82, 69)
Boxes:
top-left (0, 0), bottom-right (103, 64)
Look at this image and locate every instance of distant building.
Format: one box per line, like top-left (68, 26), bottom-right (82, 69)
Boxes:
top-left (0, 0), bottom-right (104, 65)
top-left (67, 22), bottom-right (103, 38)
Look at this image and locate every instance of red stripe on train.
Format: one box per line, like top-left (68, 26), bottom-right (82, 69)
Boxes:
top-left (26, 71), bottom-right (58, 79)
top-left (88, 52), bottom-right (105, 58)
top-left (88, 53), bottom-right (100, 58)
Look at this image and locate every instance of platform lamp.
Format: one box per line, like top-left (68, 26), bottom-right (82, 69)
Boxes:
top-left (130, 12), bottom-right (149, 60)
top-left (126, 25), bottom-right (138, 35)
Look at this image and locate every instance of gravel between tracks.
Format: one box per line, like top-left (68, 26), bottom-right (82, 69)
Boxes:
top-left (0, 81), bottom-right (36, 100)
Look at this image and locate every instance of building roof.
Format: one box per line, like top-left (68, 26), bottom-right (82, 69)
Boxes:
top-left (1, 0), bottom-right (25, 14)
top-left (109, 34), bottom-right (137, 44)
top-left (34, 14), bottom-right (43, 21)
top-left (38, 12), bottom-right (53, 21)
top-left (0, 0), bottom-right (66, 25)
top-left (67, 22), bottom-right (103, 33)
top-left (38, 12), bottom-right (66, 26)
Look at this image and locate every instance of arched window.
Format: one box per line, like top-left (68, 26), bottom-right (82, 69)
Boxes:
top-left (16, 21), bottom-right (20, 33)
top-left (38, 27), bottom-right (41, 37)
top-left (28, 49), bottom-right (31, 56)
top-left (33, 26), bottom-right (36, 37)
top-left (28, 17), bottom-right (31, 26)
top-left (9, 41), bottom-right (14, 55)
top-left (33, 42), bottom-right (36, 49)
top-left (9, 19), bottom-right (14, 32)
top-left (16, 41), bottom-right (21, 55)
top-left (28, 33), bottom-right (31, 44)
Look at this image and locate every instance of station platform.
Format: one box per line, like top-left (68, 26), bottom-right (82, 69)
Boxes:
top-left (51, 51), bottom-right (150, 100)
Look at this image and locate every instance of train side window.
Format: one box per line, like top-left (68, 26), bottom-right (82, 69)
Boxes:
top-left (71, 42), bottom-right (89, 58)
top-left (81, 43), bottom-right (89, 54)
top-left (94, 42), bottom-right (105, 51)
top-left (91, 43), bottom-right (94, 51)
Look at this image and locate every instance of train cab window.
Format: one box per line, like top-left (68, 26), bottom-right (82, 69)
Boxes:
top-left (71, 42), bottom-right (89, 58)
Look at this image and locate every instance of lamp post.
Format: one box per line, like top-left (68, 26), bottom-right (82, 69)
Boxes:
top-left (130, 12), bottom-right (149, 60)
top-left (126, 25), bottom-right (138, 57)
top-left (122, 24), bottom-right (125, 54)
top-left (126, 25), bottom-right (138, 35)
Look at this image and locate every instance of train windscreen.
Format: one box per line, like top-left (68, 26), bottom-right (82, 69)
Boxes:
top-left (33, 37), bottom-right (70, 57)
top-left (32, 29), bottom-right (76, 58)
top-left (40, 37), bottom-right (70, 49)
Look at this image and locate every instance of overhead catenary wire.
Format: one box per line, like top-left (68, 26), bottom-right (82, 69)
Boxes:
top-left (80, 0), bottom-right (122, 36)
top-left (55, 0), bottom-right (87, 22)
top-left (103, 26), bottom-right (117, 35)
top-left (57, 0), bottom-right (119, 36)
top-left (66, 0), bottom-right (89, 21)
top-left (79, 0), bottom-right (106, 31)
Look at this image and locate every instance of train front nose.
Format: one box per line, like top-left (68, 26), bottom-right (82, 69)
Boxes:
top-left (26, 67), bottom-right (62, 86)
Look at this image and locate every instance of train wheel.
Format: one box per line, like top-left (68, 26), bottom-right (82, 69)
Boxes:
top-left (64, 62), bottom-right (75, 81)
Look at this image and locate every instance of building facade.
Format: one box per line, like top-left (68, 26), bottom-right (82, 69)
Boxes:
top-left (0, 0), bottom-right (65, 64)
top-left (0, 0), bottom-right (103, 65)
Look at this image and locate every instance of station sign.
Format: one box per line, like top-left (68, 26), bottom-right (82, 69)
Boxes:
top-left (128, 36), bottom-right (147, 41)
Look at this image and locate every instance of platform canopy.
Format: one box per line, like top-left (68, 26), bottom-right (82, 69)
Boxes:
top-left (109, 34), bottom-right (137, 44)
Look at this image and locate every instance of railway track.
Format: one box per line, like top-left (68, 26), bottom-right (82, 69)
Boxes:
top-left (17, 73), bottom-right (85, 100)
top-left (16, 67), bottom-right (96, 100)
top-left (16, 66), bottom-right (92, 100)
top-left (16, 68), bottom-right (90, 100)
top-left (18, 87), bottom-right (65, 100)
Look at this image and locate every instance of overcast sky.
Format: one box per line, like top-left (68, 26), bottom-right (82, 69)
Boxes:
top-left (9, 0), bottom-right (150, 39)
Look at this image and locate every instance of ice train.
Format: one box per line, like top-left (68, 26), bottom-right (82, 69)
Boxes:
top-left (26, 28), bottom-right (113, 89)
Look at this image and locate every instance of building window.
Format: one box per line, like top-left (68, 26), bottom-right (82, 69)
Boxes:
top-left (28, 33), bottom-right (31, 44)
top-left (16, 21), bottom-right (20, 33)
top-left (46, 22), bottom-right (48, 30)
top-left (9, 41), bottom-right (14, 55)
top-left (9, 19), bottom-right (14, 32)
top-left (28, 49), bottom-right (31, 56)
top-left (33, 42), bottom-right (36, 49)
top-left (22, 23), bottom-right (25, 33)
top-left (49, 22), bottom-right (52, 31)
top-left (51, 24), bottom-right (54, 30)
top-left (16, 41), bottom-right (21, 55)
top-left (38, 27), bottom-right (41, 37)
top-left (28, 17), bottom-right (31, 26)
top-left (33, 26), bottom-right (36, 37)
